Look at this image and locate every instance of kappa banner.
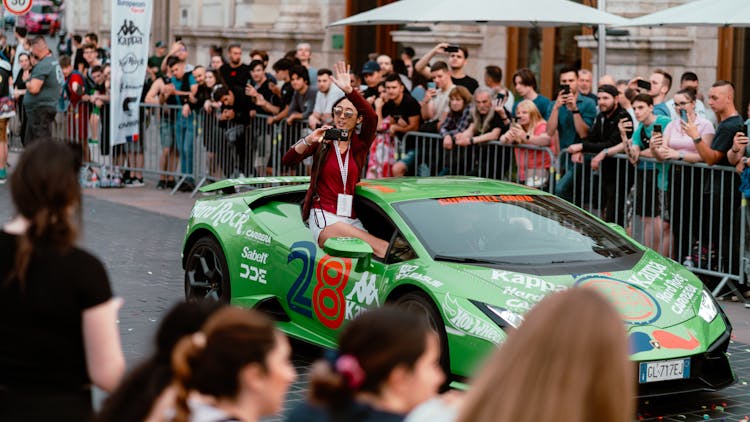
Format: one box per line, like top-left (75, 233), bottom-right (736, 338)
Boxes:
top-left (109, 0), bottom-right (152, 148)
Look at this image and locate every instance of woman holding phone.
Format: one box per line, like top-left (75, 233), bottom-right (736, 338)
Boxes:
top-left (499, 100), bottom-right (552, 188)
top-left (282, 61), bottom-right (390, 258)
top-left (653, 88), bottom-right (715, 260)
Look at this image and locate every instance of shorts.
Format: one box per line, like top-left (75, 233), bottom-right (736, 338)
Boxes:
top-left (308, 208), bottom-right (366, 245)
top-left (160, 118), bottom-right (175, 149)
top-left (398, 150), bottom-right (416, 172)
top-left (627, 169), bottom-right (670, 222)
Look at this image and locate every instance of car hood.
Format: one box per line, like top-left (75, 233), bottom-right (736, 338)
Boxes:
top-left (435, 250), bottom-right (724, 357)
top-left (449, 250), bottom-right (703, 327)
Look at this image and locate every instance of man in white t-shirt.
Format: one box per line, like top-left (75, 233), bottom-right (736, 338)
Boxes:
top-left (308, 68), bottom-right (344, 129)
top-left (419, 61), bottom-right (454, 133)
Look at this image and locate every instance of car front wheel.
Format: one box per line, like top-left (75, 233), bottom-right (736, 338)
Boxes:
top-left (184, 236), bottom-right (231, 303)
top-left (394, 291), bottom-right (451, 379)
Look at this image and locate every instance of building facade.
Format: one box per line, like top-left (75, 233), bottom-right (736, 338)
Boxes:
top-left (66, 0), bottom-right (748, 108)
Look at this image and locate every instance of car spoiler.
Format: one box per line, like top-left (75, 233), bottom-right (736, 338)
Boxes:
top-left (199, 176), bottom-right (311, 193)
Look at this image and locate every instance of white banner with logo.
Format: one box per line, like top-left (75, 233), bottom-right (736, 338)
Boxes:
top-left (110, 0), bottom-right (152, 148)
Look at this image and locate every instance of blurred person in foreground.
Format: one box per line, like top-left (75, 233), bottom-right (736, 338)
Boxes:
top-left (171, 307), bottom-right (296, 422)
top-left (97, 301), bottom-right (224, 422)
top-left (456, 288), bottom-right (634, 422)
top-left (286, 306), bottom-right (444, 422)
top-left (0, 141), bottom-right (125, 421)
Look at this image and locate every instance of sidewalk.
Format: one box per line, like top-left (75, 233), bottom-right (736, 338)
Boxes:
top-left (82, 185), bottom-right (199, 219)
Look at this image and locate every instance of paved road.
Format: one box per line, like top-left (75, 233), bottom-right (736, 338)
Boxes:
top-left (3, 178), bottom-right (750, 420)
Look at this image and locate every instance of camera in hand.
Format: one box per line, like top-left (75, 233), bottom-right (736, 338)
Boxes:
top-left (636, 79), bottom-right (652, 91)
top-left (162, 75), bottom-right (171, 84)
top-left (445, 44), bottom-right (460, 53)
top-left (652, 124), bottom-right (662, 134)
top-left (324, 128), bottom-right (349, 141)
top-left (496, 92), bottom-right (506, 101)
top-left (560, 84), bottom-right (570, 95)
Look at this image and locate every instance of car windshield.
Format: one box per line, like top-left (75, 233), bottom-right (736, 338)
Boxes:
top-left (394, 194), bottom-right (639, 265)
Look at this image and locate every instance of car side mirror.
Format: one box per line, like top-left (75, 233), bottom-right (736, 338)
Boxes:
top-left (607, 222), bottom-right (627, 236)
top-left (323, 237), bottom-right (373, 272)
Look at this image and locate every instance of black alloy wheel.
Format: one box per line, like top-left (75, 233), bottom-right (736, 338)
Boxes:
top-left (184, 236), bottom-right (231, 303)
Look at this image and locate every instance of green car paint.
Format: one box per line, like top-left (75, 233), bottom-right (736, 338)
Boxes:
top-left (182, 177), bottom-right (734, 394)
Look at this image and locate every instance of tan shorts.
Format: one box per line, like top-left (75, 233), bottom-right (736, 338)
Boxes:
top-left (308, 208), bottom-right (366, 245)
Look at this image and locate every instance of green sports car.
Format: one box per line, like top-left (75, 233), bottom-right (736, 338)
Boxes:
top-left (181, 176), bottom-right (734, 396)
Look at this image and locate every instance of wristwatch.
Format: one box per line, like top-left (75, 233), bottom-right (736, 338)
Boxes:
top-left (678, 151), bottom-right (685, 161)
top-left (692, 136), bottom-right (702, 144)
top-left (571, 110), bottom-right (580, 114)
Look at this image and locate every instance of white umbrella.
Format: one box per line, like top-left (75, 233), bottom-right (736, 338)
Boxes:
top-left (626, 0), bottom-right (750, 27)
top-left (329, 0), bottom-right (630, 28)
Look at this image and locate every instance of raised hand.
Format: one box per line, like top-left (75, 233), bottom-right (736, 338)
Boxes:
top-left (330, 61), bottom-right (353, 94)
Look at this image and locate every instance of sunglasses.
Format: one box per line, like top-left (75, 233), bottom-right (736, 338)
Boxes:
top-left (333, 107), bottom-right (356, 119)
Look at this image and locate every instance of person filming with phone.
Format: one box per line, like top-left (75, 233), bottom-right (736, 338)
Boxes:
top-left (282, 62), bottom-right (389, 258)
top-left (652, 88), bottom-right (715, 260)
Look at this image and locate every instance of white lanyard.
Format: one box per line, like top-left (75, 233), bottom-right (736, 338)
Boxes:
top-left (334, 141), bottom-right (350, 194)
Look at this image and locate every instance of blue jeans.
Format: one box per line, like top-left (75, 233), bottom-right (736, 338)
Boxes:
top-left (175, 113), bottom-right (196, 181)
top-left (554, 160), bottom-right (577, 203)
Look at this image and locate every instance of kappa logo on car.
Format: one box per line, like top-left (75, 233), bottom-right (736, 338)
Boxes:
top-left (491, 270), bottom-right (565, 293)
top-left (240, 264), bottom-right (267, 284)
top-left (575, 275), bottom-right (661, 325)
top-left (443, 293), bottom-right (502, 343)
top-left (241, 247), bottom-right (269, 264)
top-left (345, 272), bottom-right (380, 320)
top-left (627, 261), bottom-right (668, 289)
top-left (395, 264), bottom-right (443, 288)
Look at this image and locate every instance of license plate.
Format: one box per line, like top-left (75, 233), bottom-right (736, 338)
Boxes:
top-left (639, 358), bottom-right (691, 383)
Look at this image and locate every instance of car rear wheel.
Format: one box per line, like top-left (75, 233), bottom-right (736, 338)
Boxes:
top-left (184, 236), bottom-right (230, 303)
top-left (394, 291), bottom-right (451, 379)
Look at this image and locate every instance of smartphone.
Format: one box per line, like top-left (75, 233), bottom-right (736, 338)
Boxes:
top-left (247, 79), bottom-right (253, 86)
top-left (445, 44), bottom-right (460, 53)
top-left (637, 79), bottom-right (652, 91)
top-left (513, 116), bottom-right (520, 124)
top-left (560, 84), bottom-right (570, 95)
top-left (161, 75), bottom-right (171, 84)
top-left (738, 123), bottom-right (749, 137)
top-left (496, 92), bottom-right (506, 101)
top-left (652, 124), bottom-right (662, 134)
top-left (680, 109), bottom-right (688, 123)
top-left (427, 81), bottom-right (436, 90)
top-left (323, 128), bottom-right (349, 141)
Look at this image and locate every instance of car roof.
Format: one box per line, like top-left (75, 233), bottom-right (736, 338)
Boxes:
top-left (355, 176), bottom-right (551, 204)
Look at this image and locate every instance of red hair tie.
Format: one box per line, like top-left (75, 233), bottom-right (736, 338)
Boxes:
top-left (335, 354), bottom-right (366, 389)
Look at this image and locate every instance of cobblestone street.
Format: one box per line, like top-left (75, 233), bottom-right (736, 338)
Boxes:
top-left (3, 182), bottom-right (750, 421)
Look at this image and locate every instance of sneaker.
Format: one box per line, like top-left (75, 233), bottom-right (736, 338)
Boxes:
top-left (166, 180), bottom-right (176, 189)
top-left (156, 180), bottom-right (166, 190)
top-left (178, 181), bottom-right (196, 193)
top-left (129, 178), bottom-right (144, 187)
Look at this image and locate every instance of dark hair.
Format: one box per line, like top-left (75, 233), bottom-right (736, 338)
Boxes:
top-left (90, 65), bottom-right (103, 74)
top-left (172, 307), bottom-right (278, 422)
top-left (681, 71), bottom-right (698, 83)
top-left (485, 65), bottom-right (503, 84)
top-left (653, 69), bottom-right (673, 91)
top-left (166, 56), bottom-right (182, 69)
top-left (227, 43), bottom-right (241, 52)
top-left (411, 68), bottom-right (429, 90)
top-left (458, 46), bottom-right (469, 59)
top-left (317, 68), bottom-right (333, 77)
top-left (676, 87), bottom-right (697, 102)
top-left (96, 301), bottom-right (224, 422)
top-left (308, 306), bottom-right (432, 408)
top-left (289, 65), bottom-right (310, 85)
top-left (431, 60), bottom-right (449, 73)
top-left (72, 34), bottom-right (82, 44)
top-left (713, 79), bottom-right (736, 93)
top-left (250, 49), bottom-right (269, 63)
top-left (211, 85), bottom-right (230, 102)
top-left (193, 64), bottom-right (205, 72)
top-left (392, 59), bottom-right (407, 76)
top-left (559, 65), bottom-right (578, 78)
top-left (272, 58), bottom-right (294, 72)
top-left (85, 32), bottom-right (98, 44)
top-left (14, 27), bottom-right (27, 38)
top-left (249, 59), bottom-right (265, 71)
top-left (59, 55), bottom-right (72, 68)
top-left (384, 73), bottom-right (404, 87)
top-left (205, 68), bottom-right (226, 88)
top-left (513, 68), bottom-right (538, 90)
top-left (624, 88), bottom-right (638, 103)
top-left (401, 46), bottom-right (415, 58)
top-left (632, 93), bottom-right (654, 107)
top-left (82, 42), bottom-right (97, 52)
top-left (7, 141), bottom-right (80, 286)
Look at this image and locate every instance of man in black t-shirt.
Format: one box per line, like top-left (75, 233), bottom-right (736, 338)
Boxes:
top-left (415, 43), bottom-right (479, 94)
top-left (220, 44), bottom-right (250, 94)
top-left (379, 74), bottom-right (421, 138)
top-left (214, 85), bottom-right (253, 176)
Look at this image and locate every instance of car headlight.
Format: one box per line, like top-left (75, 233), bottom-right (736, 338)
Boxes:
top-left (698, 289), bottom-right (718, 323)
top-left (470, 300), bottom-right (525, 329)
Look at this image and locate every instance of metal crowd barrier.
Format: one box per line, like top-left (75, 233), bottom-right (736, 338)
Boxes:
top-left (11, 102), bottom-right (746, 296)
top-left (404, 131), bottom-right (557, 193)
top-left (556, 150), bottom-right (746, 299)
